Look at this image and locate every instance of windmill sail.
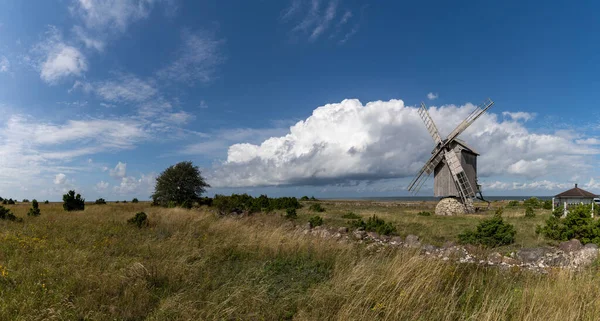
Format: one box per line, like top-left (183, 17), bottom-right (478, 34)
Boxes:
top-left (418, 103), bottom-right (442, 144)
top-left (446, 98), bottom-right (494, 143)
top-left (443, 150), bottom-right (475, 212)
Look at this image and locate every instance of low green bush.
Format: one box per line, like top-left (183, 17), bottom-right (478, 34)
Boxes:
top-left (350, 215), bottom-right (397, 236)
top-left (542, 200), bottom-right (552, 210)
top-left (0, 206), bottom-right (20, 222)
top-left (300, 196), bottom-right (309, 201)
top-left (95, 198), bottom-right (107, 205)
top-left (132, 198), bottom-right (139, 203)
top-left (523, 197), bottom-right (541, 209)
top-left (507, 200), bottom-right (519, 207)
top-left (27, 200), bottom-right (41, 217)
top-left (285, 208), bottom-right (297, 220)
top-left (342, 212), bottom-right (361, 219)
top-left (309, 204), bottom-right (325, 212)
top-left (213, 194), bottom-right (301, 215)
top-left (524, 206), bottom-right (535, 218)
top-left (127, 212), bottom-right (149, 228)
top-left (536, 205), bottom-right (600, 245)
top-left (44, 200), bottom-right (49, 204)
top-left (417, 211), bottom-right (432, 216)
top-left (309, 215), bottom-right (323, 227)
top-left (458, 208), bottom-right (516, 247)
top-left (22, 199), bottom-right (29, 203)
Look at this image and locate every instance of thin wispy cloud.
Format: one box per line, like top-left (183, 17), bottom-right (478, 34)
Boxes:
top-left (157, 30), bottom-right (224, 84)
top-left (283, 0), bottom-right (358, 43)
top-left (427, 92), bottom-right (438, 100)
top-left (0, 56), bottom-right (9, 72)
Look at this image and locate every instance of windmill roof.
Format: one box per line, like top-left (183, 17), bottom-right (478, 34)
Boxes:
top-left (453, 138), bottom-right (479, 155)
top-left (555, 184), bottom-right (598, 198)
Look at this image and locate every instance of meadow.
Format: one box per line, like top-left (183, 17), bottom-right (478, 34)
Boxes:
top-left (1, 201), bottom-right (599, 320)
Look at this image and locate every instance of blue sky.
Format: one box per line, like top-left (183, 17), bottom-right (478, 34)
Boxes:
top-left (0, 0), bottom-right (599, 200)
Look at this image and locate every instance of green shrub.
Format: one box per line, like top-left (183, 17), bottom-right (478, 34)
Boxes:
top-left (6, 199), bottom-right (15, 205)
top-left (22, 199), bottom-right (29, 203)
top-left (309, 215), bottom-right (323, 227)
top-left (350, 215), bottom-right (397, 236)
top-left (309, 203), bottom-right (325, 212)
top-left (62, 190), bottom-right (85, 212)
top-left (524, 206), bottom-right (535, 218)
top-left (1, 199), bottom-right (6, 205)
top-left (27, 199), bottom-right (41, 217)
top-left (132, 198), bottom-right (139, 203)
top-left (116, 201), bottom-right (120, 204)
top-left (458, 208), bottom-right (516, 247)
top-left (536, 205), bottom-right (600, 245)
top-left (417, 211), bottom-right (432, 216)
top-left (300, 196), bottom-right (309, 201)
top-left (127, 212), bottom-right (149, 228)
top-left (507, 200), bottom-right (520, 207)
top-left (212, 194), bottom-right (301, 215)
top-left (342, 212), bottom-right (361, 219)
top-left (310, 196), bottom-right (318, 201)
top-left (44, 200), bottom-right (49, 204)
top-left (542, 200), bottom-right (552, 210)
top-left (0, 206), bottom-right (20, 221)
top-left (285, 208), bottom-right (297, 220)
top-left (122, 200), bottom-right (127, 203)
top-left (523, 197), bottom-right (541, 209)
top-left (95, 198), bottom-right (107, 205)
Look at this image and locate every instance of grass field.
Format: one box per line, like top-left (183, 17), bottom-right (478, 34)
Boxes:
top-left (1, 201), bottom-right (599, 320)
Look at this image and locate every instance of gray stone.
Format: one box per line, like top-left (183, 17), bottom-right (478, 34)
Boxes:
top-left (337, 227), bottom-right (349, 233)
top-left (559, 239), bottom-right (582, 253)
top-left (501, 256), bottom-right (519, 265)
top-left (435, 197), bottom-right (466, 216)
top-left (516, 248), bottom-right (549, 264)
top-left (442, 241), bottom-right (456, 248)
top-left (353, 230), bottom-right (366, 240)
top-left (366, 232), bottom-right (379, 240)
top-left (405, 234), bottom-right (421, 248)
top-left (570, 246), bottom-right (599, 267)
top-left (421, 244), bottom-right (438, 254)
top-left (584, 243), bottom-right (599, 250)
top-left (303, 222), bottom-right (312, 230)
top-left (488, 252), bottom-right (503, 264)
top-left (390, 236), bottom-right (403, 245)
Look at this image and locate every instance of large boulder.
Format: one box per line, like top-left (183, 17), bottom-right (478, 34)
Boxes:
top-left (559, 239), bottom-right (583, 253)
top-left (435, 197), bottom-right (466, 216)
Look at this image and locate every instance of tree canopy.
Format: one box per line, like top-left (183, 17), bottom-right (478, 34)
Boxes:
top-left (151, 161), bottom-right (210, 208)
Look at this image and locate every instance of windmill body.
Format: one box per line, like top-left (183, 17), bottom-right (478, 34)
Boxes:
top-left (408, 98), bottom-right (493, 214)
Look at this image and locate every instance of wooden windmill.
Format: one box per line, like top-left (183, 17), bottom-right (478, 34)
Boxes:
top-left (407, 98), bottom-right (494, 213)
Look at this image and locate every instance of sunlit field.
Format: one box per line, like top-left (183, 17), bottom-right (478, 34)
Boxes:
top-left (1, 201), bottom-right (598, 320)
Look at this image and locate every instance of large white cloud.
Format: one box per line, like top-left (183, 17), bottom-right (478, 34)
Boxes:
top-left (33, 26), bottom-right (88, 84)
top-left (109, 162), bottom-right (127, 178)
top-left (209, 99), bottom-right (599, 188)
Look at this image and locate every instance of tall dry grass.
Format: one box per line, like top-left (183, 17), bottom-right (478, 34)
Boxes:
top-left (0, 202), bottom-right (599, 320)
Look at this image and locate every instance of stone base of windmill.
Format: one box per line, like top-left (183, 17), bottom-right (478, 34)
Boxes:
top-left (435, 197), bottom-right (467, 216)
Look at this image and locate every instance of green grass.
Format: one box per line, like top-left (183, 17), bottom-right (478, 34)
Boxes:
top-left (1, 201), bottom-right (599, 320)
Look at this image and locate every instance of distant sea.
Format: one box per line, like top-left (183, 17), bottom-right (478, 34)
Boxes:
top-left (323, 196), bottom-right (553, 201)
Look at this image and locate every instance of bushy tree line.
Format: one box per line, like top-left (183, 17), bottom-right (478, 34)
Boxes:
top-left (212, 194), bottom-right (301, 215)
top-left (536, 205), bottom-right (600, 245)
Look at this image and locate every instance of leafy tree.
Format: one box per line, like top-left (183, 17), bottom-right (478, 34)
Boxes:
top-left (537, 205), bottom-right (600, 245)
top-left (0, 206), bottom-right (19, 221)
top-left (458, 208), bottom-right (516, 247)
top-left (44, 200), bottom-right (49, 204)
top-left (62, 190), bottom-right (85, 212)
top-left (95, 198), bottom-right (107, 205)
top-left (300, 196), bottom-right (309, 201)
top-left (507, 200), bottom-right (519, 207)
top-left (7, 199), bottom-right (15, 205)
top-left (0, 197), bottom-right (3, 202)
top-left (22, 199), bottom-right (29, 203)
top-left (1, 199), bottom-right (6, 205)
top-left (152, 161), bottom-right (210, 208)
top-left (27, 200), bottom-right (41, 217)
top-left (131, 198), bottom-right (139, 203)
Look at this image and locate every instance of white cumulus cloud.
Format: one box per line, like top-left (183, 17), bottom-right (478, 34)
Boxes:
top-left (54, 173), bottom-right (67, 185)
top-left (109, 162), bottom-right (127, 178)
top-left (33, 26), bottom-right (88, 84)
top-left (427, 92), bottom-right (438, 100)
top-left (209, 99), bottom-right (599, 188)
top-left (502, 111), bottom-right (536, 122)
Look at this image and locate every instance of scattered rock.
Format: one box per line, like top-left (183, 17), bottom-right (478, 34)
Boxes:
top-left (338, 227), bottom-right (349, 233)
top-left (389, 236), bottom-right (403, 245)
top-left (559, 239), bottom-right (583, 253)
top-left (488, 252), bottom-right (503, 264)
top-left (516, 248), bottom-right (550, 264)
top-left (570, 245), bottom-right (598, 268)
top-left (501, 256), bottom-right (519, 265)
top-left (303, 222), bottom-right (312, 230)
top-left (353, 230), bottom-right (366, 240)
top-left (366, 232), bottom-right (379, 240)
top-left (442, 241), bottom-right (456, 248)
top-left (421, 244), bottom-right (438, 254)
top-left (435, 197), bottom-right (466, 216)
top-left (281, 221), bottom-right (295, 230)
top-left (405, 234), bottom-right (421, 248)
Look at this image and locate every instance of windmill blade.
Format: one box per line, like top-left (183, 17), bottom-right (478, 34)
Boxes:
top-left (407, 149), bottom-right (446, 193)
top-left (417, 102), bottom-right (442, 144)
top-left (443, 150), bottom-right (476, 200)
top-left (445, 98), bottom-right (494, 142)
